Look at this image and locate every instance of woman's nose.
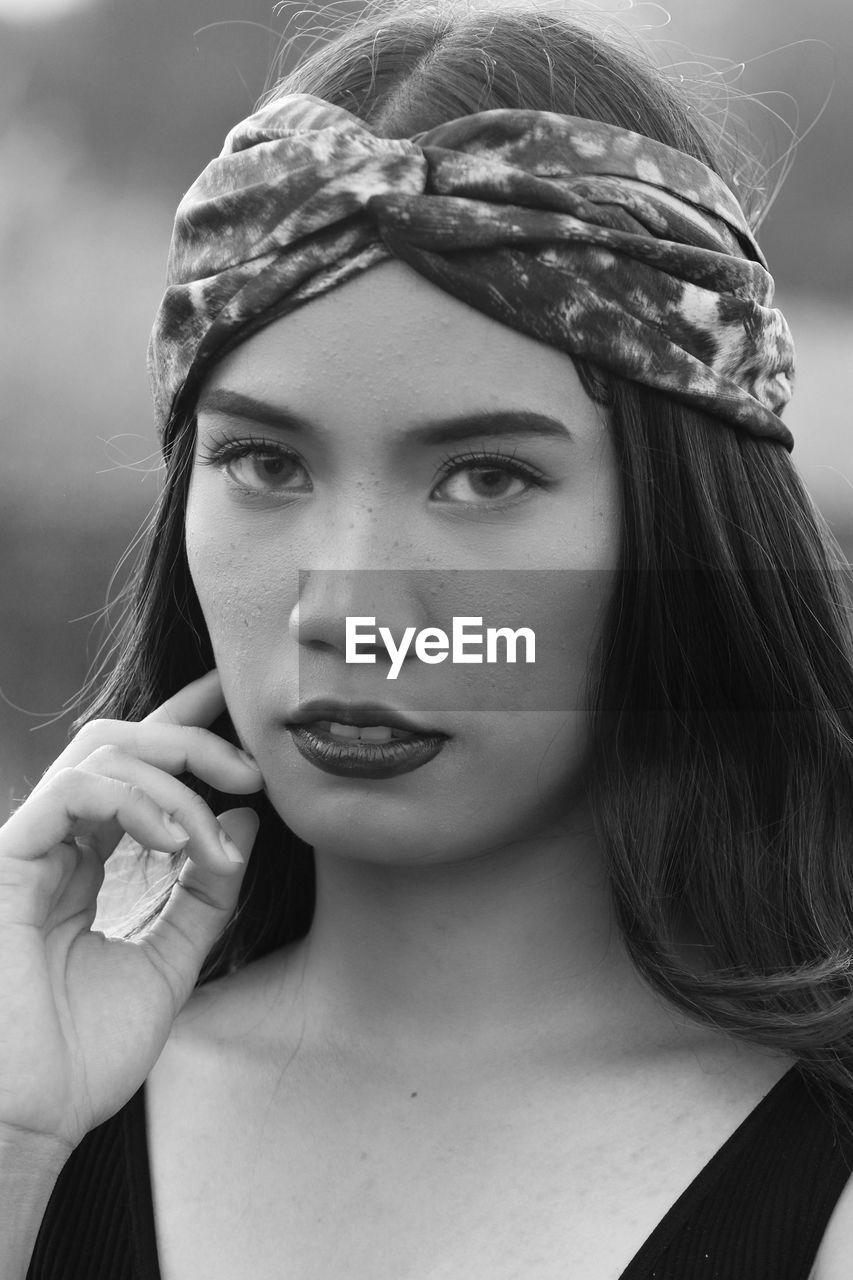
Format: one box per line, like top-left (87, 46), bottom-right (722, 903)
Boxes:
top-left (288, 567), bottom-right (430, 664)
top-left (287, 481), bottom-right (449, 663)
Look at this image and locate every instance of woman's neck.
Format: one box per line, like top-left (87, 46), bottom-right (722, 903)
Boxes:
top-left (281, 805), bottom-right (689, 1067)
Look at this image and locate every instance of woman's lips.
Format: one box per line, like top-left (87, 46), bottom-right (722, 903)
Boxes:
top-left (287, 722), bottom-right (448, 778)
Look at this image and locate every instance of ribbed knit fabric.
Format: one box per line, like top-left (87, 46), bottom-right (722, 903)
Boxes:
top-left (26, 1064), bottom-right (853, 1280)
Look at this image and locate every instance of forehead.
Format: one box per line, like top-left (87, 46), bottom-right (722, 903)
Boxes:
top-left (199, 260), bottom-right (602, 438)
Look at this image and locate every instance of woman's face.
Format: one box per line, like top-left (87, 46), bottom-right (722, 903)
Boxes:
top-left (186, 260), bottom-right (621, 863)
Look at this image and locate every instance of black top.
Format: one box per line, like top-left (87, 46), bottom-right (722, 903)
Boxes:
top-left (27, 1064), bottom-right (853, 1279)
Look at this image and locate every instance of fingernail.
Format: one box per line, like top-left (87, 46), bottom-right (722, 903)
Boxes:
top-left (163, 814), bottom-right (190, 845)
top-left (237, 749), bottom-right (258, 769)
top-left (219, 825), bottom-right (246, 864)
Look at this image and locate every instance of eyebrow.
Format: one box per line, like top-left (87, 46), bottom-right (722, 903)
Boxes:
top-left (196, 388), bottom-right (573, 445)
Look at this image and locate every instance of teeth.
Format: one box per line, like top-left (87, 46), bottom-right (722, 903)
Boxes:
top-left (327, 721), bottom-right (361, 740)
top-left (358, 726), bottom-right (394, 743)
top-left (323, 721), bottom-right (394, 743)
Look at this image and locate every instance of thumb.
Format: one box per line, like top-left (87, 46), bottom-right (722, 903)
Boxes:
top-left (139, 806), bottom-right (260, 1012)
top-left (216, 807), bottom-right (262, 861)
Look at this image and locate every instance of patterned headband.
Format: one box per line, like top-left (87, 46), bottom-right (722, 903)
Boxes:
top-left (148, 92), bottom-right (796, 451)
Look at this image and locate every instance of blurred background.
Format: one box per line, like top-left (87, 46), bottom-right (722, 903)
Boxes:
top-left (0, 0), bottom-right (850, 813)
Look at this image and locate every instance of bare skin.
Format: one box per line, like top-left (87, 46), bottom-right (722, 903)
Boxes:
top-left (145, 950), bottom-right (793, 1280)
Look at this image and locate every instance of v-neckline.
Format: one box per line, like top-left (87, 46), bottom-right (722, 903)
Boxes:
top-left (124, 1065), bottom-right (802, 1280)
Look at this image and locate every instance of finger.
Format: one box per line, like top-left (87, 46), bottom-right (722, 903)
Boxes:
top-left (0, 769), bottom-right (192, 870)
top-left (34, 720), bottom-right (261, 798)
top-left (144, 668), bottom-right (226, 728)
top-left (75, 747), bottom-right (252, 872)
top-left (138, 807), bottom-right (260, 1012)
top-left (34, 670), bottom-right (230, 796)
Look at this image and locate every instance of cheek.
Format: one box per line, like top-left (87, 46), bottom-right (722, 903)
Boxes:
top-left (184, 488), bottom-right (288, 678)
top-left (426, 568), bottom-right (614, 717)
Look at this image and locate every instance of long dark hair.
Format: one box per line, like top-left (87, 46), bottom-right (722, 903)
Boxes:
top-left (74, 0), bottom-right (853, 1097)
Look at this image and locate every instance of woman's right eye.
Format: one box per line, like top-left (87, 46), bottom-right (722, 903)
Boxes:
top-left (197, 438), bottom-right (312, 497)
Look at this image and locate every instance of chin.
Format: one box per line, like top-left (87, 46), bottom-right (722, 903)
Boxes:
top-left (276, 802), bottom-right (451, 865)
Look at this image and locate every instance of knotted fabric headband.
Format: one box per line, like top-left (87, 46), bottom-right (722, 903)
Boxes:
top-left (148, 92), bottom-right (796, 452)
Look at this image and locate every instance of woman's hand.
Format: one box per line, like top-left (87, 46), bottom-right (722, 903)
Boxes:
top-left (0, 669), bottom-right (262, 1154)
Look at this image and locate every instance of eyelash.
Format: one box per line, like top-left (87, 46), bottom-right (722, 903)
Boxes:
top-left (196, 434), bottom-right (552, 500)
top-left (434, 445), bottom-right (550, 496)
top-left (196, 435), bottom-right (306, 491)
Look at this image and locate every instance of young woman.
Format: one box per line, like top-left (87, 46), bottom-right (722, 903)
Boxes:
top-left (4, 2), bottom-right (853, 1276)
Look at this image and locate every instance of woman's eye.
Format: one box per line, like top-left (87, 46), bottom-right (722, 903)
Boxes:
top-left (198, 439), bottom-right (311, 495)
top-left (431, 452), bottom-right (547, 505)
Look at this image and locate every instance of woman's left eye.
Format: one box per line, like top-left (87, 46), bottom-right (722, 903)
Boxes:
top-left (431, 450), bottom-right (549, 505)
